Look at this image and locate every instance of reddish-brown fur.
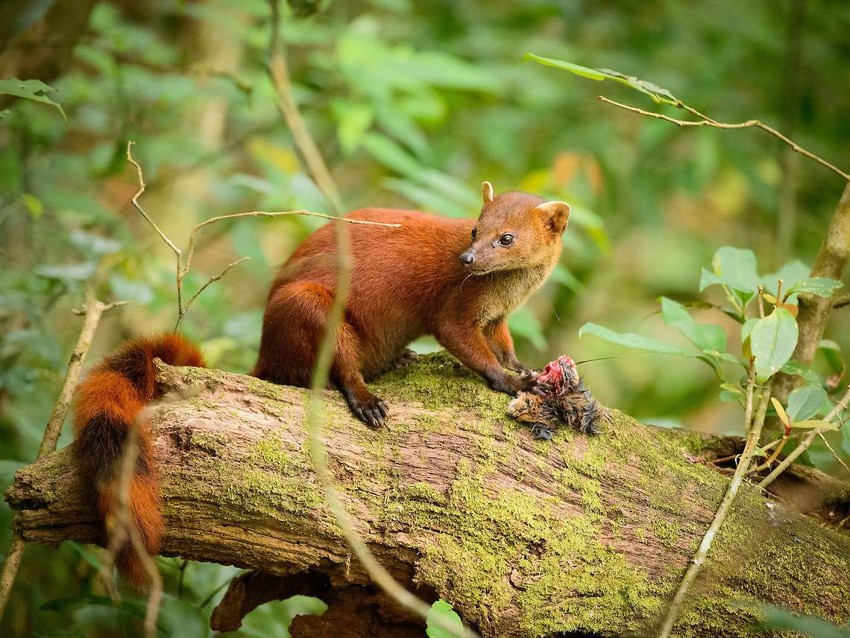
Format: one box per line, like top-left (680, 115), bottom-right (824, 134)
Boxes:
top-left (72, 334), bottom-right (204, 587)
top-left (254, 187), bottom-right (570, 426)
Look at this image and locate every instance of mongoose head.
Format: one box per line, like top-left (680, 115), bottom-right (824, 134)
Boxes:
top-left (458, 181), bottom-right (570, 275)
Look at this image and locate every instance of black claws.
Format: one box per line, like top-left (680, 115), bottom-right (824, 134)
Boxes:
top-left (349, 395), bottom-right (388, 428)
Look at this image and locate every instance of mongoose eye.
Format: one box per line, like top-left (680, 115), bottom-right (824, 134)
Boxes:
top-left (471, 228), bottom-right (477, 240)
top-left (499, 233), bottom-right (514, 246)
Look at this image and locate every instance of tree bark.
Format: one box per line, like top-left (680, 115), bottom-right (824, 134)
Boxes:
top-left (5, 354), bottom-right (850, 637)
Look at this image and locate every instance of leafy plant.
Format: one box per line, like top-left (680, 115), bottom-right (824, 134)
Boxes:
top-left (579, 245), bottom-right (844, 447)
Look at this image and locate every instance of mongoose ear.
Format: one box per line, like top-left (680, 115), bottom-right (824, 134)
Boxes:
top-left (481, 181), bottom-right (494, 204)
top-left (534, 201), bottom-right (571, 235)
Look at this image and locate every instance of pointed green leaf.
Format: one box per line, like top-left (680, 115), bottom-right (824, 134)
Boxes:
top-left (660, 297), bottom-right (727, 352)
top-left (785, 277), bottom-right (843, 298)
top-left (761, 260), bottom-right (810, 298)
top-left (750, 308), bottom-right (798, 381)
top-left (720, 383), bottom-right (743, 395)
top-left (787, 385), bottom-right (829, 422)
top-left (702, 350), bottom-right (745, 366)
top-left (0, 78), bottom-right (66, 120)
top-left (524, 54), bottom-right (677, 104)
top-left (779, 360), bottom-right (821, 384)
top-left (700, 247), bottom-right (760, 295)
top-left (578, 323), bottom-right (700, 357)
top-left (741, 318), bottom-right (759, 345)
top-left (819, 339), bottom-right (844, 375)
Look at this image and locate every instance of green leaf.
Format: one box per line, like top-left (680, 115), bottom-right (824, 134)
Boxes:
top-left (761, 260), bottom-right (810, 298)
top-left (819, 339), bottom-right (844, 375)
top-left (779, 360), bottom-right (821, 384)
top-left (785, 277), bottom-right (843, 298)
top-left (750, 308), bottom-right (798, 381)
top-left (660, 297), bottom-right (727, 352)
top-left (426, 600), bottom-right (465, 638)
top-left (524, 54), bottom-right (677, 104)
top-left (0, 78), bottom-right (66, 120)
top-left (790, 419), bottom-right (838, 431)
top-left (701, 350), bottom-right (745, 367)
top-left (719, 390), bottom-right (743, 403)
top-left (741, 318), bottom-right (758, 345)
top-left (719, 383), bottom-right (743, 395)
top-left (699, 247), bottom-right (760, 295)
top-left (578, 323), bottom-right (699, 357)
top-left (787, 385), bottom-right (829, 422)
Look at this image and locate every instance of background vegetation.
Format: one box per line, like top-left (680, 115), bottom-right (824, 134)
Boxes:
top-left (1, 0), bottom-right (849, 635)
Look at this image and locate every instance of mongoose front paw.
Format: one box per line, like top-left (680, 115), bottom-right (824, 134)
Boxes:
top-left (517, 370), bottom-right (551, 396)
top-left (346, 392), bottom-right (389, 427)
top-left (489, 371), bottom-right (546, 397)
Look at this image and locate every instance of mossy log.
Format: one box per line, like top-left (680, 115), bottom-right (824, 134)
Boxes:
top-left (5, 354), bottom-right (850, 637)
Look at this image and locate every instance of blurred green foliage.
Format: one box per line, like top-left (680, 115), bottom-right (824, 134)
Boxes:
top-left (1, 0), bottom-right (849, 635)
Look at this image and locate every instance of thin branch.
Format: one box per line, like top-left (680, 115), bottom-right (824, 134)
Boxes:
top-left (658, 366), bottom-right (767, 638)
top-left (183, 210), bottom-right (399, 275)
top-left (818, 432), bottom-right (850, 476)
top-left (184, 257), bottom-right (251, 315)
top-left (758, 384), bottom-right (850, 489)
top-left (125, 142), bottom-right (399, 331)
top-left (0, 294), bottom-right (125, 622)
top-left (598, 96), bottom-right (849, 182)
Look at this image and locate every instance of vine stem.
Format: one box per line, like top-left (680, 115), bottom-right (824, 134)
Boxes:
top-left (0, 293), bottom-right (125, 622)
top-left (658, 365), bottom-right (768, 638)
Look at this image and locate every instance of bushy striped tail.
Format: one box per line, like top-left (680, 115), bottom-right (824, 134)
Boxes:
top-left (72, 334), bottom-right (204, 587)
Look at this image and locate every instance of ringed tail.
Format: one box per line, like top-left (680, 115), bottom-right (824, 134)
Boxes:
top-left (72, 334), bottom-right (205, 587)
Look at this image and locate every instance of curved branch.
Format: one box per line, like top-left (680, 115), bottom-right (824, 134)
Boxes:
top-left (598, 96), bottom-right (849, 182)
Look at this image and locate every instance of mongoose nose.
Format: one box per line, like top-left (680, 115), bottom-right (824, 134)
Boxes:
top-left (458, 252), bottom-right (475, 265)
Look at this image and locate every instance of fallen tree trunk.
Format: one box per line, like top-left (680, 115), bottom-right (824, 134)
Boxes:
top-left (5, 353), bottom-right (850, 637)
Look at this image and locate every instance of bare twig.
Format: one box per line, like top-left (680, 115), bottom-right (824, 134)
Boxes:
top-left (0, 293), bottom-right (125, 622)
top-left (598, 96), bottom-right (849, 182)
top-left (658, 365), bottom-right (768, 638)
top-left (758, 385), bottom-right (850, 489)
top-left (125, 143), bottom-right (398, 331)
top-left (265, 3), bottom-right (470, 637)
top-left (818, 432), bottom-right (850, 476)
top-left (184, 257), bottom-right (250, 311)
top-left (185, 211), bottom-right (396, 272)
